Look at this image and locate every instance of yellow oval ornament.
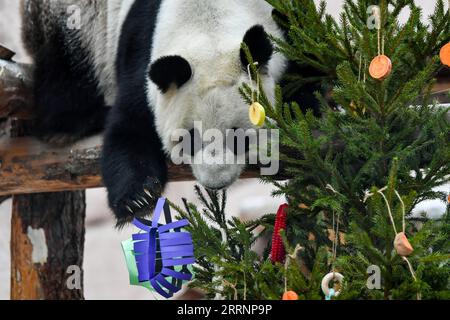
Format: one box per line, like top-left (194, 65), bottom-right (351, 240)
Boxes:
top-left (249, 102), bottom-right (266, 127)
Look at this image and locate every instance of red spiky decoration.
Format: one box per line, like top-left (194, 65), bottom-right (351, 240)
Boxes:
top-left (270, 203), bottom-right (289, 264)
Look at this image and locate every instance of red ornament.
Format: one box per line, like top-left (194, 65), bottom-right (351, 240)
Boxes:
top-left (270, 204), bottom-right (289, 264)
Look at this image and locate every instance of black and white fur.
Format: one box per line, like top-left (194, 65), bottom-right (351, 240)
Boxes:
top-left (21, 0), bottom-right (287, 225)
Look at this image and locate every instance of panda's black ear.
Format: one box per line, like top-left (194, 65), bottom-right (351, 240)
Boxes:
top-left (149, 56), bottom-right (192, 93)
top-left (240, 25), bottom-right (274, 68)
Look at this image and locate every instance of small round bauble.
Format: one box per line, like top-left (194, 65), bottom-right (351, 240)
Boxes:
top-left (249, 102), bottom-right (266, 127)
top-left (282, 291), bottom-right (299, 300)
top-left (369, 55), bottom-right (392, 80)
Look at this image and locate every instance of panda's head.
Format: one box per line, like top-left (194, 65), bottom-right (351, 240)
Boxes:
top-left (148, 25), bottom-right (284, 190)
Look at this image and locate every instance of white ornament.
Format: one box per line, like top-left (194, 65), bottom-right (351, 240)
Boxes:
top-left (321, 272), bottom-right (344, 298)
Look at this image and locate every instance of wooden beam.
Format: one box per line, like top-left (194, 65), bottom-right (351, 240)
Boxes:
top-left (0, 135), bottom-right (262, 196)
top-left (0, 136), bottom-right (103, 195)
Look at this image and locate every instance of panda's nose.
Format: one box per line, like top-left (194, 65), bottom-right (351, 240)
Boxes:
top-left (187, 127), bottom-right (252, 157)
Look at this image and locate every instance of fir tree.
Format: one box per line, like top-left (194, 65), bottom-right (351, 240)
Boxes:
top-left (172, 187), bottom-right (329, 300)
top-left (173, 0), bottom-right (450, 300)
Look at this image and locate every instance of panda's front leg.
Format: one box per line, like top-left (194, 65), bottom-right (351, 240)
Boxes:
top-left (101, 100), bottom-right (168, 226)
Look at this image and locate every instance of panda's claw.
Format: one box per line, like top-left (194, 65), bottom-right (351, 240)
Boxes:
top-left (110, 177), bottom-right (165, 228)
top-left (141, 196), bottom-right (149, 205)
top-left (133, 200), bottom-right (142, 208)
top-left (144, 177), bottom-right (163, 194)
top-left (143, 189), bottom-right (152, 198)
top-left (126, 205), bottom-right (134, 215)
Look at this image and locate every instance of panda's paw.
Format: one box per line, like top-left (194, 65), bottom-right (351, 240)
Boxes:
top-left (112, 177), bottom-right (163, 228)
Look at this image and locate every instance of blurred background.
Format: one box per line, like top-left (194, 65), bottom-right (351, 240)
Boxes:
top-left (0, 0), bottom-right (448, 300)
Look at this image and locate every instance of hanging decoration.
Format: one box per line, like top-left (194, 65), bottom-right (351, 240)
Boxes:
top-left (373, 188), bottom-right (415, 257)
top-left (369, 7), bottom-right (392, 80)
top-left (321, 272), bottom-right (344, 300)
top-left (394, 232), bottom-right (414, 256)
top-left (271, 203), bottom-right (289, 264)
top-left (281, 244), bottom-right (303, 301)
top-left (350, 50), bottom-right (367, 116)
top-left (121, 197), bottom-right (195, 298)
top-left (369, 55), bottom-right (391, 80)
top-left (247, 62), bottom-right (266, 127)
top-left (282, 291), bottom-right (299, 300)
top-left (321, 185), bottom-right (344, 300)
top-left (364, 187), bottom-right (421, 300)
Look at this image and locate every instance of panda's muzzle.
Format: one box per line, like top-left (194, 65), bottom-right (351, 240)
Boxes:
top-left (185, 128), bottom-right (251, 157)
top-left (227, 128), bottom-right (251, 156)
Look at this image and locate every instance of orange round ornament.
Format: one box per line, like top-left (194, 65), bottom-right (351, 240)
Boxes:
top-left (440, 43), bottom-right (450, 67)
top-left (282, 291), bottom-right (299, 300)
top-left (369, 55), bottom-right (392, 80)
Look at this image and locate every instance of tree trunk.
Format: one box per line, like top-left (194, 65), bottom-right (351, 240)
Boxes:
top-left (10, 191), bottom-right (86, 300)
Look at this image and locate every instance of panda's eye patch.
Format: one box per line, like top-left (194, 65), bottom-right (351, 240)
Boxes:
top-left (149, 55), bottom-right (192, 93)
top-left (240, 25), bottom-right (273, 69)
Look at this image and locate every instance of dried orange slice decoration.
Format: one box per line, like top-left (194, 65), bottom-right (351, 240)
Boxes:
top-left (369, 54), bottom-right (392, 80)
top-left (440, 43), bottom-right (450, 67)
top-left (249, 102), bottom-right (266, 127)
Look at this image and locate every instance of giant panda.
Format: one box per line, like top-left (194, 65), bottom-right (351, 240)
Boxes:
top-left (21, 0), bottom-right (288, 225)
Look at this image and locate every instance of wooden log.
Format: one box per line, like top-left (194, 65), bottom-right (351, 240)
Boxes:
top-left (0, 136), bottom-right (103, 195)
top-left (11, 191), bottom-right (86, 300)
top-left (8, 107), bottom-right (87, 300)
top-left (0, 58), bottom-right (33, 119)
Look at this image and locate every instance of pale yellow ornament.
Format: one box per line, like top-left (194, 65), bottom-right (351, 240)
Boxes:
top-left (249, 102), bottom-right (266, 127)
